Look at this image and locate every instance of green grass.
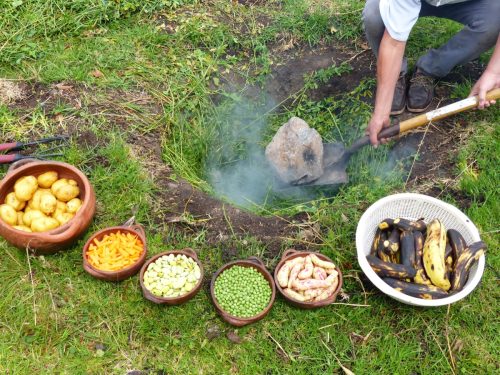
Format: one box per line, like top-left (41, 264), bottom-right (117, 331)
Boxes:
top-left (1, 0), bottom-right (499, 373)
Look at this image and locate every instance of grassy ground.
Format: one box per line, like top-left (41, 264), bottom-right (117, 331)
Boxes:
top-left (1, 1), bottom-right (499, 373)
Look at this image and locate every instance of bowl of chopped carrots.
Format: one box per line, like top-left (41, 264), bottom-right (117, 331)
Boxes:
top-left (82, 224), bottom-right (147, 281)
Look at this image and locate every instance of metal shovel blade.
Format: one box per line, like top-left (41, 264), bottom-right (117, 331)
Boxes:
top-left (299, 142), bottom-right (349, 186)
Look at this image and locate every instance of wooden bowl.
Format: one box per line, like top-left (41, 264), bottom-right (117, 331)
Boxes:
top-left (210, 257), bottom-right (276, 327)
top-left (82, 224), bottom-right (147, 282)
top-left (274, 249), bottom-right (343, 309)
top-left (139, 248), bottom-right (204, 305)
top-left (0, 160), bottom-right (96, 255)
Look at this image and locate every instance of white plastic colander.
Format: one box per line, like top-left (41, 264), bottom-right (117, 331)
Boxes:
top-left (356, 193), bottom-right (484, 307)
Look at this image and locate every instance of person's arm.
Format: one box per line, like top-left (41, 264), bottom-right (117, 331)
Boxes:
top-left (470, 35), bottom-right (500, 109)
top-left (367, 31), bottom-right (406, 146)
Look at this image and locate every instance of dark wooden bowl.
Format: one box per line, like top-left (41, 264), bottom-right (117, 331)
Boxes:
top-left (274, 249), bottom-right (343, 309)
top-left (0, 160), bottom-right (96, 255)
top-left (82, 224), bottom-right (147, 282)
top-left (139, 248), bottom-right (204, 305)
top-left (210, 257), bottom-right (276, 327)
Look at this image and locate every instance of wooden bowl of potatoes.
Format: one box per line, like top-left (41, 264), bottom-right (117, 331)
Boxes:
top-left (0, 160), bottom-right (96, 255)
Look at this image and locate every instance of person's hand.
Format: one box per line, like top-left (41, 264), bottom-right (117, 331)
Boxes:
top-left (366, 114), bottom-right (391, 147)
top-left (469, 69), bottom-right (500, 109)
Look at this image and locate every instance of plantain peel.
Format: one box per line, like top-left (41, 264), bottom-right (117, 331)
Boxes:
top-left (423, 219), bottom-right (451, 291)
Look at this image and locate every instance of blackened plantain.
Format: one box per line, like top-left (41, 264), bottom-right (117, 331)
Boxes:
top-left (447, 229), bottom-right (466, 261)
top-left (445, 243), bottom-right (452, 259)
top-left (378, 218), bottom-right (394, 230)
top-left (383, 228), bottom-right (400, 254)
top-left (445, 255), bottom-right (453, 282)
top-left (400, 230), bottom-right (416, 268)
top-left (371, 228), bottom-right (382, 256)
top-left (451, 241), bottom-right (487, 292)
top-left (382, 278), bottom-right (449, 299)
top-left (413, 231), bottom-right (432, 285)
top-left (393, 218), bottom-right (427, 232)
top-left (367, 255), bottom-right (416, 279)
top-left (376, 231), bottom-right (391, 261)
top-left (377, 247), bottom-right (392, 262)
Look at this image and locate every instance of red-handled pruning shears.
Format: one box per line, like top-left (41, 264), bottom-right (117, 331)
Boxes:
top-left (0, 136), bottom-right (68, 164)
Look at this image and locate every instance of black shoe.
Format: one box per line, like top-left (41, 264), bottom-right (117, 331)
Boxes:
top-left (407, 70), bottom-right (434, 113)
top-left (390, 73), bottom-right (407, 115)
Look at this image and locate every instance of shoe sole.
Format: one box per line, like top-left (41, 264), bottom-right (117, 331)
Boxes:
top-left (407, 102), bottom-right (431, 113)
top-left (390, 107), bottom-right (406, 116)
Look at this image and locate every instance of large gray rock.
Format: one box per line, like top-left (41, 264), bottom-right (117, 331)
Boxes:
top-left (265, 117), bottom-right (324, 185)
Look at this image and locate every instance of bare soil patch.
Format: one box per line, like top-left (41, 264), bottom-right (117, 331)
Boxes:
top-left (218, 43), bottom-right (374, 105)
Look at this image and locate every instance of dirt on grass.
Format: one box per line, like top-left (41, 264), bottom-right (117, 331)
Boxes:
top-left (217, 43), bottom-right (374, 105)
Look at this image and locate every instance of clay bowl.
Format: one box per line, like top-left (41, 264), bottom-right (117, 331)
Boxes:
top-left (210, 257), bottom-right (276, 327)
top-left (139, 248), bottom-right (204, 305)
top-left (82, 224), bottom-right (147, 282)
top-left (0, 160), bottom-right (96, 255)
top-left (274, 249), bottom-right (343, 309)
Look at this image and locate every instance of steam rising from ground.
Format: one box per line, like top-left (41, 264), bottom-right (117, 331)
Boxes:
top-left (205, 96), bottom-right (312, 208)
top-left (204, 94), bottom-right (410, 209)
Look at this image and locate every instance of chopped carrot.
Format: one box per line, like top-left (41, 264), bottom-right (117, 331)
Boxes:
top-left (86, 231), bottom-right (144, 271)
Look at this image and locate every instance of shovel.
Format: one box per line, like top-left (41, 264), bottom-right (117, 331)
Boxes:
top-left (299, 88), bottom-right (500, 186)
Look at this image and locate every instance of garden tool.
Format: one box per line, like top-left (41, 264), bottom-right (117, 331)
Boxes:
top-left (290, 88), bottom-right (500, 187)
top-left (0, 135), bottom-right (68, 164)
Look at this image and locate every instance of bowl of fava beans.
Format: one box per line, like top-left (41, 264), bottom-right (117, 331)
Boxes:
top-left (210, 257), bottom-right (276, 326)
top-left (139, 248), bottom-right (204, 305)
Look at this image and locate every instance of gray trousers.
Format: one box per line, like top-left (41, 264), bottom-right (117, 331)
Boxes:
top-left (362, 0), bottom-right (500, 77)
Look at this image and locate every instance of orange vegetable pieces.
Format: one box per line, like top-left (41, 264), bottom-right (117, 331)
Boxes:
top-left (86, 231), bottom-right (144, 271)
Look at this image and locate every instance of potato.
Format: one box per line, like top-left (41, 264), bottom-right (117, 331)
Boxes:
top-left (39, 192), bottom-right (57, 215)
top-left (23, 209), bottom-right (47, 227)
top-left (31, 217), bottom-right (60, 232)
top-left (68, 179), bottom-right (78, 186)
top-left (56, 201), bottom-right (67, 212)
top-left (66, 198), bottom-right (82, 213)
top-left (29, 189), bottom-right (44, 210)
top-left (0, 204), bottom-right (18, 225)
top-left (14, 175), bottom-right (38, 201)
top-left (50, 178), bottom-right (69, 195)
top-left (37, 171), bottom-right (58, 188)
top-left (17, 211), bottom-right (24, 225)
top-left (5, 192), bottom-right (26, 211)
top-left (53, 201), bottom-right (67, 218)
top-left (54, 184), bottom-right (79, 202)
top-left (13, 225), bottom-right (32, 233)
top-left (54, 212), bottom-right (74, 226)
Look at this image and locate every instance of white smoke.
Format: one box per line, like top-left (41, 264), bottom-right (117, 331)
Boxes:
top-left (205, 95), bottom-right (314, 208)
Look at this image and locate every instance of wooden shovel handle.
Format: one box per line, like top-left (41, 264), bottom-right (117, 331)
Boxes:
top-left (349, 88), bottom-right (500, 153)
top-left (399, 88), bottom-right (500, 133)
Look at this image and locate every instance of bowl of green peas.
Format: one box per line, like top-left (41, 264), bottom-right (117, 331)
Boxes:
top-left (210, 256), bottom-right (276, 326)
